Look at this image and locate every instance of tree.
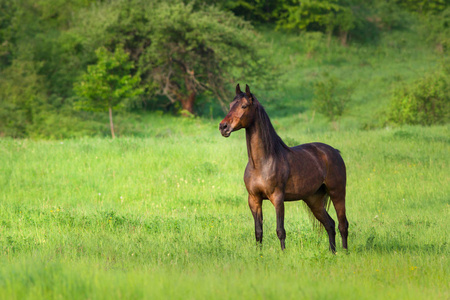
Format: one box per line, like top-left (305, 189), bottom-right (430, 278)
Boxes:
top-left (74, 46), bottom-right (142, 138)
top-left (208, 0), bottom-right (292, 23)
top-left (395, 0), bottom-right (447, 15)
top-left (0, 60), bottom-right (47, 137)
top-left (145, 2), bottom-right (263, 113)
top-left (278, 0), bottom-right (355, 46)
top-left (72, 0), bottom-right (265, 114)
top-left (0, 0), bottom-right (17, 69)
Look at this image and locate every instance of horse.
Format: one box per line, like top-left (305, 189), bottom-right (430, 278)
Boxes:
top-left (219, 84), bottom-right (349, 253)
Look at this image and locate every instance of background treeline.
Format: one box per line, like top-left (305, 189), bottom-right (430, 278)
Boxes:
top-left (0, 0), bottom-right (448, 138)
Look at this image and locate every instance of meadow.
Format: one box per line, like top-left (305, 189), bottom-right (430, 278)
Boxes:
top-left (1, 6), bottom-right (449, 297)
top-left (0, 117), bottom-right (448, 299)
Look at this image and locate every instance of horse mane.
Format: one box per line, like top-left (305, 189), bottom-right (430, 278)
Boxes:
top-left (251, 97), bottom-right (291, 157)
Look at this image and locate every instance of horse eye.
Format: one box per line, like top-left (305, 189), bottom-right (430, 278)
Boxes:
top-left (241, 105), bottom-right (248, 109)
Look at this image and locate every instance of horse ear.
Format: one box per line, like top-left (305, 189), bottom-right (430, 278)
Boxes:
top-left (236, 84), bottom-right (242, 95)
top-left (245, 84), bottom-right (253, 103)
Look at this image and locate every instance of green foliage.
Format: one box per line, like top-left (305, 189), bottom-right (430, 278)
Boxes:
top-left (313, 73), bottom-right (351, 122)
top-left (74, 46), bottom-right (142, 112)
top-left (272, 0), bottom-right (424, 45)
top-left (356, 0), bottom-right (413, 36)
top-left (0, 0), bottom-right (448, 138)
top-left (277, 0), bottom-right (361, 45)
top-left (220, 0), bottom-right (291, 23)
top-left (74, 45), bottom-right (142, 138)
top-left (0, 0), bottom-right (17, 68)
top-left (389, 66), bottom-right (450, 125)
top-left (0, 60), bottom-right (48, 137)
top-left (418, 7), bottom-right (450, 53)
top-left (73, 0), bottom-right (265, 113)
top-left (146, 1), bottom-right (264, 112)
top-left (395, 0), bottom-right (448, 15)
top-left (278, 0), bottom-right (348, 31)
top-left (0, 58), bottom-right (117, 139)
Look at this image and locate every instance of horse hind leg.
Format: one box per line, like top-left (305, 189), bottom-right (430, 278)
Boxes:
top-left (305, 193), bottom-right (336, 253)
top-left (336, 201), bottom-right (349, 250)
top-left (321, 146), bottom-right (348, 250)
top-left (328, 191), bottom-right (349, 250)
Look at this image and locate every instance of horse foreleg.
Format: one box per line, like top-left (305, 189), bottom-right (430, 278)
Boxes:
top-left (270, 192), bottom-right (286, 250)
top-left (248, 195), bottom-right (263, 244)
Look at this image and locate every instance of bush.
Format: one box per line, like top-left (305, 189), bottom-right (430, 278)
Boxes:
top-left (313, 73), bottom-right (351, 122)
top-left (395, 0), bottom-right (447, 15)
top-left (276, 0), bottom-right (382, 45)
top-left (389, 66), bottom-right (449, 125)
top-left (418, 7), bottom-right (450, 53)
top-left (0, 60), bottom-right (48, 137)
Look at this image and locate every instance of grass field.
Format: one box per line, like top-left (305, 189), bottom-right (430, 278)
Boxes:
top-left (0, 18), bottom-right (448, 299)
top-left (0, 116), bottom-right (448, 299)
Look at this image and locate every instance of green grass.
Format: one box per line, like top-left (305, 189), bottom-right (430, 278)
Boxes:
top-left (1, 117), bottom-right (449, 299)
top-left (1, 20), bottom-right (448, 299)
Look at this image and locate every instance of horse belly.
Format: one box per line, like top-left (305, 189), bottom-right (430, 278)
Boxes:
top-left (284, 183), bottom-right (323, 201)
top-left (282, 146), bottom-right (327, 201)
top-left (284, 168), bottom-right (325, 201)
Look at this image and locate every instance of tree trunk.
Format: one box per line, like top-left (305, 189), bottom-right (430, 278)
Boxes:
top-left (109, 105), bottom-right (115, 139)
top-left (180, 91), bottom-right (196, 115)
top-left (327, 30), bottom-right (332, 48)
top-left (340, 30), bottom-right (348, 47)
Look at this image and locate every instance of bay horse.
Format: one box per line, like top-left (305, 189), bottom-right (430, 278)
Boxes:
top-left (219, 84), bottom-right (348, 252)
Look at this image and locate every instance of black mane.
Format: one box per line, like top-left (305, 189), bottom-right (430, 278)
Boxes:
top-left (247, 98), bottom-right (291, 158)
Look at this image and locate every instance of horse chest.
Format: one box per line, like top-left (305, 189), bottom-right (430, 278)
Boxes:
top-left (244, 162), bottom-right (288, 198)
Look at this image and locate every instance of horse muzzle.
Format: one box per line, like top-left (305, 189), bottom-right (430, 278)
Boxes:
top-left (219, 122), bottom-right (232, 137)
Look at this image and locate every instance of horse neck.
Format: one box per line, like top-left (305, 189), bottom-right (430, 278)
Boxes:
top-left (245, 105), bottom-right (288, 168)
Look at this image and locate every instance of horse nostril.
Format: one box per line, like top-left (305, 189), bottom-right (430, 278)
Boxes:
top-left (219, 123), bottom-right (228, 130)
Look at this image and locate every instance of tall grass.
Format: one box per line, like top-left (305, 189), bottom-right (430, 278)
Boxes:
top-left (1, 117), bottom-right (448, 299)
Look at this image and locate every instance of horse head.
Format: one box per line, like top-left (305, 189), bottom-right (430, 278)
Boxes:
top-left (219, 84), bottom-right (256, 137)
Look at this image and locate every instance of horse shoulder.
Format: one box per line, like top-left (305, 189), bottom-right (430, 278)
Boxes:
top-left (244, 159), bottom-right (289, 198)
top-left (244, 163), bottom-right (260, 195)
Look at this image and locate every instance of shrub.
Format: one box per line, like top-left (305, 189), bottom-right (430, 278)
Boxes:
top-left (419, 7), bottom-right (450, 53)
top-left (0, 60), bottom-right (48, 137)
top-left (313, 73), bottom-right (351, 122)
top-left (389, 67), bottom-right (449, 125)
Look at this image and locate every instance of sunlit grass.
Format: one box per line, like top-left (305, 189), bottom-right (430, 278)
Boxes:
top-left (0, 119), bottom-right (448, 299)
